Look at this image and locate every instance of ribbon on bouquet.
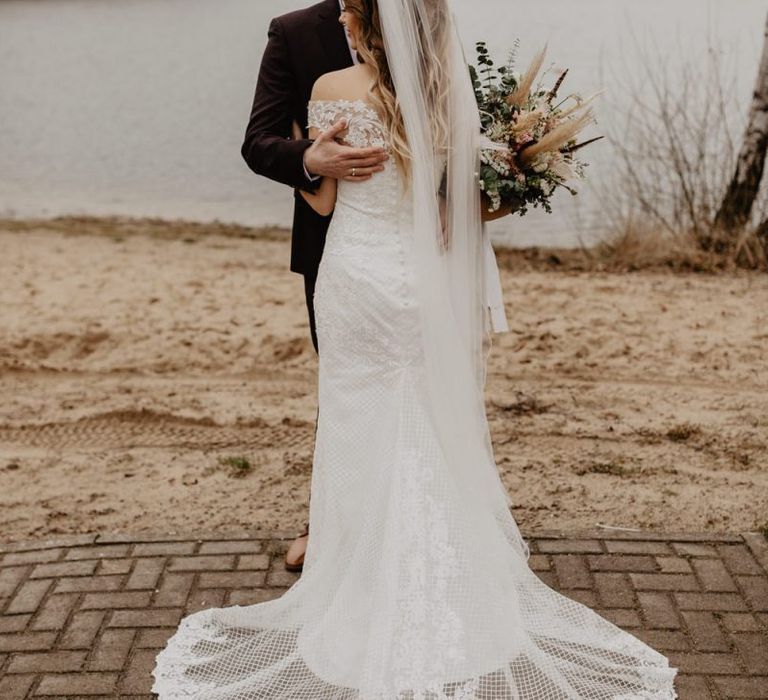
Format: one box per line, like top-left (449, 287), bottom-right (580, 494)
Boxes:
top-left (482, 226), bottom-right (509, 334)
top-left (477, 135), bottom-right (510, 334)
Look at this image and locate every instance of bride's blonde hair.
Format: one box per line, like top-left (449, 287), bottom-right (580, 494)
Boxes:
top-left (344, 0), bottom-right (450, 182)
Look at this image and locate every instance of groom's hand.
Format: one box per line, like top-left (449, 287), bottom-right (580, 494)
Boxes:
top-left (304, 120), bottom-right (388, 182)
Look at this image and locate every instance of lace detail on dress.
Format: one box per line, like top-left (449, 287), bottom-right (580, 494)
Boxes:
top-left (309, 97), bottom-right (406, 228)
top-left (151, 611), bottom-right (227, 697)
top-left (314, 204), bottom-right (420, 374)
top-left (307, 99), bottom-right (390, 150)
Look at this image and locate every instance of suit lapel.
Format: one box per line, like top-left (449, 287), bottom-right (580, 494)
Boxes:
top-left (315, 0), bottom-right (355, 72)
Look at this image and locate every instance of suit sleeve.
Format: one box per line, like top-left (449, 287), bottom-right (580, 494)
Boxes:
top-left (240, 18), bottom-right (320, 192)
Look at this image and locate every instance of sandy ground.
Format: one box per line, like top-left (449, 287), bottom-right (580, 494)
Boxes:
top-left (0, 217), bottom-right (766, 542)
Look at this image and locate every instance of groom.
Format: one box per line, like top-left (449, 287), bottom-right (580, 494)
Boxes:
top-left (241, 0), bottom-right (388, 571)
top-left (241, 0), bottom-right (388, 352)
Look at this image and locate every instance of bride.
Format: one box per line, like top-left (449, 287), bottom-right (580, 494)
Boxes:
top-left (151, 0), bottom-right (678, 697)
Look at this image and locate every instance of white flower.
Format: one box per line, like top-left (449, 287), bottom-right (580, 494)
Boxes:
top-left (551, 160), bottom-right (575, 180)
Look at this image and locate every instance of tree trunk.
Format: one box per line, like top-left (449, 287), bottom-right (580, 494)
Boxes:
top-left (757, 216), bottom-right (768, 249)
top-left (715, 12), bottom-right (768, 231)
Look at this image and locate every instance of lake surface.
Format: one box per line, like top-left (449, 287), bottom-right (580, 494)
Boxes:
top-left (0, 0), bottom-right (765, 247)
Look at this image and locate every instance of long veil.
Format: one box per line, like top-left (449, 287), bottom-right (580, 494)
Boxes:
top-left (377, 0), bottom-right (528, 553)
top-left (375, 3), bottom-right (676, 696)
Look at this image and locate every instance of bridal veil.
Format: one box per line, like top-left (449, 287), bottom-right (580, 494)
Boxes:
top-left (378, 0), bottom-right (529, 550)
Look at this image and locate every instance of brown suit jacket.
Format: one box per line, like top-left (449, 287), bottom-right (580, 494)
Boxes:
top-left (240, 0), bottom-right (353, 277)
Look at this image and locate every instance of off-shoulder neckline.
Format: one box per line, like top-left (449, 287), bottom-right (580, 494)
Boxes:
top-left (308, 98), bottom-right (381, 120)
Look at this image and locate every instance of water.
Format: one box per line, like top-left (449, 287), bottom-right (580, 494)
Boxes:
top-left (0, 0), bottom-right (764, 247)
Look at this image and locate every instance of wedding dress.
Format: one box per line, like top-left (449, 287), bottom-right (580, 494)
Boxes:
top-left (150, 92), bottom-right (678, 698)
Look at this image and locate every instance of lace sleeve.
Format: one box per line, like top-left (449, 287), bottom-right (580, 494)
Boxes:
top-left (307, 100), bottom-right (345, 134)
top-left (306, 99), bottom-right (389, 149)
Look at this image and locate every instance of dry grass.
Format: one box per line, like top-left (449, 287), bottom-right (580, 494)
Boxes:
top-left (494, 234), bottom-right (767, 274)
top-left (0, 215), bottom-right (286, 242)
top-left (490, 392), bottom-right (551, 416)
top-left (586, 461), bottom-right (629, 477)
top-left (588, 223), bottom-right (767, 273)
top-left (665, 423), bottom-right (703, 443)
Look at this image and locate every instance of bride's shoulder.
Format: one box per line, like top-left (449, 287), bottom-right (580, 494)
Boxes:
top-left (307, 66), bottom-right (384, 142)
top-left (310, 65), bottom-right (372, 103)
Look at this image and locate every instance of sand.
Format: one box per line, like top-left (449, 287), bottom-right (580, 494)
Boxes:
top-left (0, 217), bottom-right (766, 542)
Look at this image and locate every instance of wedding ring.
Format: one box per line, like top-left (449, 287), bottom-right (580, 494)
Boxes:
top-left (351, 167), bottom-right (357, 177)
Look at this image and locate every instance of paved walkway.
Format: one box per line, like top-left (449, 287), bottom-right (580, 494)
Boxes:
top-left (0, 530), bottom-right (766, 699)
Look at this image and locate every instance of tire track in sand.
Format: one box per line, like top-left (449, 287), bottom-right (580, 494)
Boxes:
top-left (0, 409), bottom-right (315, 452)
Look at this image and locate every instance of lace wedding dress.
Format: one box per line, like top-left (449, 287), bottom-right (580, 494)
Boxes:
top-left (151, 99), bottom-right (678, 699)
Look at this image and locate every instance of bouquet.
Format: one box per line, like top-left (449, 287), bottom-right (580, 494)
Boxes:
top-left (469, 41), bottom-right (603, 215)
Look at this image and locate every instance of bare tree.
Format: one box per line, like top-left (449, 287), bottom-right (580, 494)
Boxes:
top-left (596, 23), bottom-right (768, 269)
top-left (715, 12), bottom-right (768, 232)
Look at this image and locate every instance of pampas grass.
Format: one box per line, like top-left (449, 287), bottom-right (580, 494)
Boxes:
top-left (505, 46), bottom-right (601, 168)
top-left (507, 44), bottom-right (548, 108)
top-left (518, 109), bottom-right (596, 165)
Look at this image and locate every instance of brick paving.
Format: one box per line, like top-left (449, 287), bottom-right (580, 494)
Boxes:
top-left (0, 530), bottom-right (766, 699)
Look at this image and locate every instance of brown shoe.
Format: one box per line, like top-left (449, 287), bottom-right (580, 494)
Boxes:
top-left (285, 522), bottom-right (309, 572)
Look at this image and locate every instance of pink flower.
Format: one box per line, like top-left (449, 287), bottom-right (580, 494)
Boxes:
top-left (517, 132), bottom-right (534, 147)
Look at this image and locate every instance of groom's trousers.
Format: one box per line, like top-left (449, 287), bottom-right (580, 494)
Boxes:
top-left (304, 273), bottom-right (319, 354)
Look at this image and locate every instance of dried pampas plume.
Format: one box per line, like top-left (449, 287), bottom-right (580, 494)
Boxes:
top-left (511, 111), bottom-right (544, 134)
top-left (555, 90), bottom-right (603, 121)
top-left (507, 44), bottom-right (548, 108)
top-left (517, 108), bottom-right (596, 165)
